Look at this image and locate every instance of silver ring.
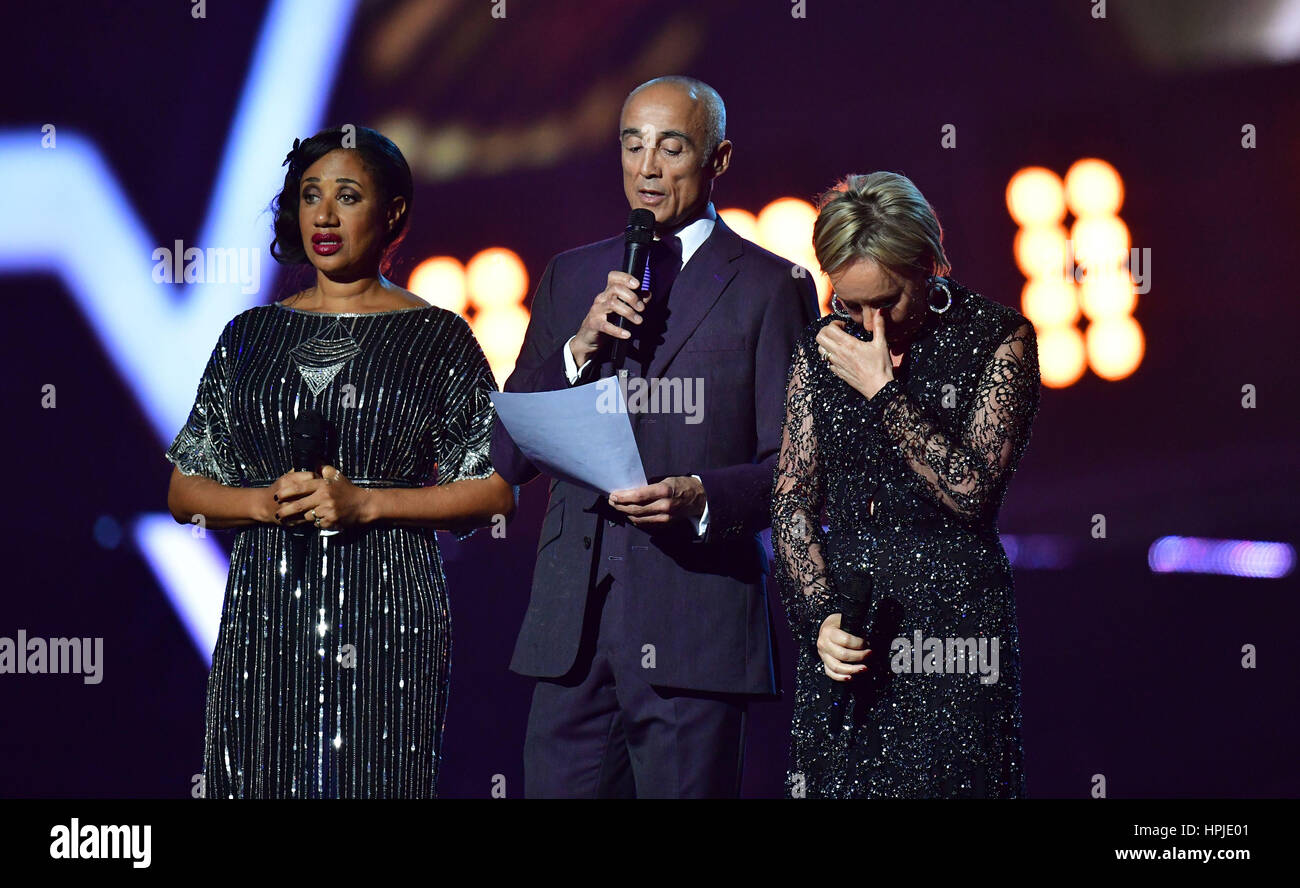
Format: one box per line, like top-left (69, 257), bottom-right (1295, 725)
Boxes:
top-left (314, 515), bottom-right (323, 528)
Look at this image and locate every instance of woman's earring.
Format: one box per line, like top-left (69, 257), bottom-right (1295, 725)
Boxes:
top-left (831, 293), bottom-right (852, 318)
top-left (926, 276), bottom-right (953, 314)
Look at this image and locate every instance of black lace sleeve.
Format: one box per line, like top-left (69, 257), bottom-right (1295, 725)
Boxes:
top-left (771, 339), bottom-right (834, 630)
top-left (878, 320), bottom-right (1040, 523)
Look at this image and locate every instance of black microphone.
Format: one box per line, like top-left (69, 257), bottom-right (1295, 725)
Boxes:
top-left (836, 569), bottom-right (873, 697)
top-left (610, 208), bottom-right (656, 367)
top-left (290, 408), bottom-right (328, 476)
top-left (836, 569), bottom-right (873, 639)
top-left (287, 408), bottom-right (329, 587)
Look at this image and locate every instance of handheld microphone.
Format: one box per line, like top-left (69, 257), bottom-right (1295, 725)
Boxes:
top-left (836, 569), bottom-right (873, 639)
top-left (288, 409), bottom-right (330, 587)
top-left (290, 408), bottom-right (327, 477)
top-left (836, 569), bottom-right (874, 698)
top-left (610, 208), bottom-right (656, 367)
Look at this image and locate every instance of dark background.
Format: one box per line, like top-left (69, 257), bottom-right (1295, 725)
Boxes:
top-left (2, 0), bottom-right (1296, 798)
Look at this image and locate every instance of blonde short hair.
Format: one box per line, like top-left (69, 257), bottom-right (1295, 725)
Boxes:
top-left (812, 172), bottom-right (951, 280)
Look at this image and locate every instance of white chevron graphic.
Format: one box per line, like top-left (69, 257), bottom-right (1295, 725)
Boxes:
top-left (1, 0), bottom-right (360, 661)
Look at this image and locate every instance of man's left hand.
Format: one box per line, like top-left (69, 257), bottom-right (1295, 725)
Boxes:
top-left (608, 476), bottom-right (706, 527)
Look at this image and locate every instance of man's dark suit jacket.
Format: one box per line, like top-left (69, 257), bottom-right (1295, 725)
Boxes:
top-left (491, 217), bottom-right (819, 695)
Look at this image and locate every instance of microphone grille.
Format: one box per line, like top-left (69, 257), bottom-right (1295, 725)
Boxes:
top-left (625, 208), bottom-right (655, 245)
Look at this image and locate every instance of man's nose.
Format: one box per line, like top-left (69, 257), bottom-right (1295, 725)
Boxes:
top-left (638, 150), bottom-right (660, 179)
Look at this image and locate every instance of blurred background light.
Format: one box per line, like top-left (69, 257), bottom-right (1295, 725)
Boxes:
top-left (1001, 534), bottom-right (1076, 570)
top-left (1007, 167), bottom-right (1067, 228)
top-left (1008, 159), bottom-right (1142, 386)
top-left (409, 247), bottom-right (529, 386)
top-left (1065, 157), bottom-right (1125, 217)
top-left (1021, 278), bottom-right (1081, 329)
top-left (465, 247), bottom-right (528, 311)
top-left (1085, 315), bottom-right (1146, 381)
top-left (1014, 225), bottom-right (1069, 280)
top-left (1079, 272), bottom-right (1137, 321)
top-left (409, 255), bottom-right (469, 316)
top-left (1149, 536), bottom-right (1295, 578)
top-left (718, 207), bottom-right (758, 243)
top-left (1037, 324), bottom-right (1088, 389)
top-left (1071, 215), bottom-right (1131, 272)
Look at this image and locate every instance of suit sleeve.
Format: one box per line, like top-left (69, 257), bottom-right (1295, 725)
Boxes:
top-left (490, 255), bottom-right (591, 485)
top-left (695, 267), bottom-right (820, 542)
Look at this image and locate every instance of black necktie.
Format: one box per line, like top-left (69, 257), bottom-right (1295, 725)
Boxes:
top-left (636, 235), bottom-right (682, 371)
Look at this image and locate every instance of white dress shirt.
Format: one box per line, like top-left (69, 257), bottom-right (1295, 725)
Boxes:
top-left (562, 203), bottom-right (718, 537)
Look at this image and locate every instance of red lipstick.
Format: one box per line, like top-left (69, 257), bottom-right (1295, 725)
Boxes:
top-left (312, 232), bottom-right (341, 256)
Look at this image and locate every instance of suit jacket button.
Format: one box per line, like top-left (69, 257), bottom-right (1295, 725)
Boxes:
top-left (583, 536), bottom-right (592, 549)
top-left (607, 519), bottom-right (616, 528)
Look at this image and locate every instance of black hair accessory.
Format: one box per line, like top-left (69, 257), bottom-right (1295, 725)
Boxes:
top-left (282, 137), bottom-right (303, 176)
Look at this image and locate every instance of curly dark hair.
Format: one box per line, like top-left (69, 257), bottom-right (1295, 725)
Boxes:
top-left (269, 126), bottom-right (413, 274)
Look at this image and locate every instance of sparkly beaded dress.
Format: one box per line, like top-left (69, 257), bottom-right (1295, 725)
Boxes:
top-left (165, 302), bottom-right (498, 798)
top-left (771, 280), bottom-right (1040, 798)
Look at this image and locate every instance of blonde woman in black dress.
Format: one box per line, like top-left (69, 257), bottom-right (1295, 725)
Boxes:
top-left (772, 172), bottom-right (1040, 797)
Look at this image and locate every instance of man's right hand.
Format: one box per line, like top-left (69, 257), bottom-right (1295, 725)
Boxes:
top-left (570, 271), bottom-right (650, 367)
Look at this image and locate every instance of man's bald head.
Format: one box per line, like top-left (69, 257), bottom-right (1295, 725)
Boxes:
top-left (622, 76), bottom-right (726, 163)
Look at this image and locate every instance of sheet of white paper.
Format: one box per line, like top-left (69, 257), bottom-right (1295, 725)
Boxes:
top-left (489, 378), bottom-right (647, 495)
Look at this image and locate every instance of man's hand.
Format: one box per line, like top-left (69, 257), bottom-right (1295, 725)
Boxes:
top-left (607, 476), bottom-right (705, 528)
top-left (571, 271), bottom-right (651, 367)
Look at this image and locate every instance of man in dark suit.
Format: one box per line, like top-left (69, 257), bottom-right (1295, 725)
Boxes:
top-left (491, 75), bottom-right (819, 797)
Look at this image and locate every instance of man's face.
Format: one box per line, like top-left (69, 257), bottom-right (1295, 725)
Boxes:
top-left (620, 84), bottom-right (730, 230)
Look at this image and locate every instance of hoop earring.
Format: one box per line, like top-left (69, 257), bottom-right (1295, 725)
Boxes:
top-left (926, 276), bottom-right (953, 314)
top-left (831, 293), bottom-right (852, 319)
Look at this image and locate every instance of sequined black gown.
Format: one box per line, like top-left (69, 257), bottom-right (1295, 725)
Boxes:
top-left (165, 302), bottom-right (498, 798)
top-left (771, 280), bottom-right (1040, 798)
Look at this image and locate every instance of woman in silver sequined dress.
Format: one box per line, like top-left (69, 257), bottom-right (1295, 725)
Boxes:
top-left (164, 127), bottom-right (514, 798)
top-left (771, 172), bottom-right (1040, 797)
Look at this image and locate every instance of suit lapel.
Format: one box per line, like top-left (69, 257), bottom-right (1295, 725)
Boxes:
top-left (644, 217), bottom-right (743, 380)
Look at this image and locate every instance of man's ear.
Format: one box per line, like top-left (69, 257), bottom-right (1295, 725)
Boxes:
top-left (709, 139), bottom-right (733, 178)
